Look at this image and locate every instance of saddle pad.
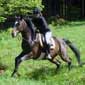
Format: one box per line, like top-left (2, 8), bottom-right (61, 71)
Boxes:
top-left (36, 33), bottom-right (55, 49)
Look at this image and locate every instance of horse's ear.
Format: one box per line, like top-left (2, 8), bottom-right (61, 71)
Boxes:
top-left (15, 15), bottom-right (23, 20)
top-left (20, 15), bottom-right (23, 20)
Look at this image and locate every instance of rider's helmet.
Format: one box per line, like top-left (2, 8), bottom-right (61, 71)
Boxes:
top-left (33, 7), bottom-right (41, 15)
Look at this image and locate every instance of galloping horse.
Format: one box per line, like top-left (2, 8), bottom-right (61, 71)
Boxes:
top-left (11, 16), bottom-right (83, 77)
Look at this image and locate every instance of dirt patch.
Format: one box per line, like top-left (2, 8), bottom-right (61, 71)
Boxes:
top-left (0, 64), bottom-right (7, 75)
top-left (0, 69), bottom-right (5, 74)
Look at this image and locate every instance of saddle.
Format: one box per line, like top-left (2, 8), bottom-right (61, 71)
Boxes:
top-left (35, 33), bottom-right (55, 49)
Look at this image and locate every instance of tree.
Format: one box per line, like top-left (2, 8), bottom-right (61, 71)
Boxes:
top-left (0, 0), bottom-right (43, 23)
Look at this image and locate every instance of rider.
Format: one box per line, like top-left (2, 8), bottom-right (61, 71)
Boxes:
top-left (32, 7), bottom-right (52, 59)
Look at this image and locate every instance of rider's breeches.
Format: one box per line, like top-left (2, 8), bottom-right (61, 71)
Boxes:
top-left (45, 31), bottom-right (52, 53)
top-left (45, 31), bottom-right (52, 45)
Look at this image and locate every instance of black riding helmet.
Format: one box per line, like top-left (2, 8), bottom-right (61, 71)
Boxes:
top-left (33, 7), bottom-right (41, 14)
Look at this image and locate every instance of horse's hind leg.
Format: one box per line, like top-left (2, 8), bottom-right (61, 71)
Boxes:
top-left (59, 45), bottom-right (72, 70)
top-left (48, 58), bottom-right (61, 69)
top-left (60, 53), bottom-right (71, 70)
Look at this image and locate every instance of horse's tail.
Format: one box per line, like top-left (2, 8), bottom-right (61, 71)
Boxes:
top-left (63, 38), bottom-right (85, 66)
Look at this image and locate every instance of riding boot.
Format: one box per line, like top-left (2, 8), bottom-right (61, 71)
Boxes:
top-left (46, 44), bottom-right (52, 59)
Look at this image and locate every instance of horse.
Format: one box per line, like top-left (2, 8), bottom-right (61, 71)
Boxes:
top-left (11, 16), bottom-right (84, 77)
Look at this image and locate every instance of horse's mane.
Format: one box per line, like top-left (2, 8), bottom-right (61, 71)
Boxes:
top-left (23, 17), bottom-right (35, 41)
top-left (23, 17), bottom-right (32, 27)
top-left (23, 17), bottom-right (35, 34)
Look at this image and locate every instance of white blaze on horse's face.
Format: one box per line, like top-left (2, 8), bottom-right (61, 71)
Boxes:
top-left (12, 28), bottom-right (19, 37)
top-left (12, 21), bottom-right (19, 37)
top-left (15, 21), bottom-right (18, 25)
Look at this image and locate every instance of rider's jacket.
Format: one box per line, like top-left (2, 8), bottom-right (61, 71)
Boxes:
top-left (32, 16), bottom-right (50, 35)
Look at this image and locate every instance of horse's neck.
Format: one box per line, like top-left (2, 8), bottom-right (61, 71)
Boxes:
top-left (21, 29), bottom-right (31, 41)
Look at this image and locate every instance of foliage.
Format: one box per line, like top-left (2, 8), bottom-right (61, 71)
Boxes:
top-left (0, 21), bottom-right (85, 85)
top-left (0, 0), bottom-right (43, 22)
top-left (51, 18), bottom-right (68, 26)
top-left (7, 0), bottom-right (43, 15)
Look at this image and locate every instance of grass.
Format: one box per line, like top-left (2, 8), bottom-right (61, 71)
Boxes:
top-left (0, 21), bottom-right (85, 85)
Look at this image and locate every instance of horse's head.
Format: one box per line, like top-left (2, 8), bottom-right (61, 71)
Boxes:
top-left (11, 16), bottom-right (26, 37)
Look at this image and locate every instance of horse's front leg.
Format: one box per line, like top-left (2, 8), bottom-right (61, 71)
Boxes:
top-left (11, 51), bottom-right (32, 77)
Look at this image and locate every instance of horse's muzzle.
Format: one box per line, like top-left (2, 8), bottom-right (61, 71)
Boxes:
top-left (11, 29), bottom-right (19, 38)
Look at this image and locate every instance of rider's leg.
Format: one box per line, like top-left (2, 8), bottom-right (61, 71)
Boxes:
top-left (45, 31), bottom-right (52, 59)
top-left (46, 44), bottom-right (52, 59)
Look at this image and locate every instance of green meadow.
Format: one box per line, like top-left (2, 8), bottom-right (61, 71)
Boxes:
top-left (0, 21), bottom-right (85, 85)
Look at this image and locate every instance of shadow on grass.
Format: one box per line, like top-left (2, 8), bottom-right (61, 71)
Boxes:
top-left (25, 66), bottom-right (60, 81)
top-left (25, 64), bottom-right (80, 81)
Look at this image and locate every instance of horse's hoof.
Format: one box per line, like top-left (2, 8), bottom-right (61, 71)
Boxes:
top-left (11, 75), bottom-right (14, 77)
top-left (68, 67), bottom-right (71, 71)
top-left (68, 65), bottom-right (72, 71)
top-left (17, 73), bottom-right (21, 77)
top-left (79, 64), bottom-right (82, 67)
top-left (11, 73), bottom-right (14, 77)
top-left (11, 72), bottom-right (20, 77)
top-left (79, 62), bottom-right (85, 67)
top-left (56, 64), bottom-right (60, 70)
top-left (57, 65), bottom-right (60, 69)
top-left (68, 62), bottom-right (71, 71)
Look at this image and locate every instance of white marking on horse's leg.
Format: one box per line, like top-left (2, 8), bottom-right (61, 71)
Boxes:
top-left (46, 54), bottom-right (52, 59)
top-left (21, 54), bottom-right (29, 61)
top-left (38, 52), bottom-right (45, 60)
